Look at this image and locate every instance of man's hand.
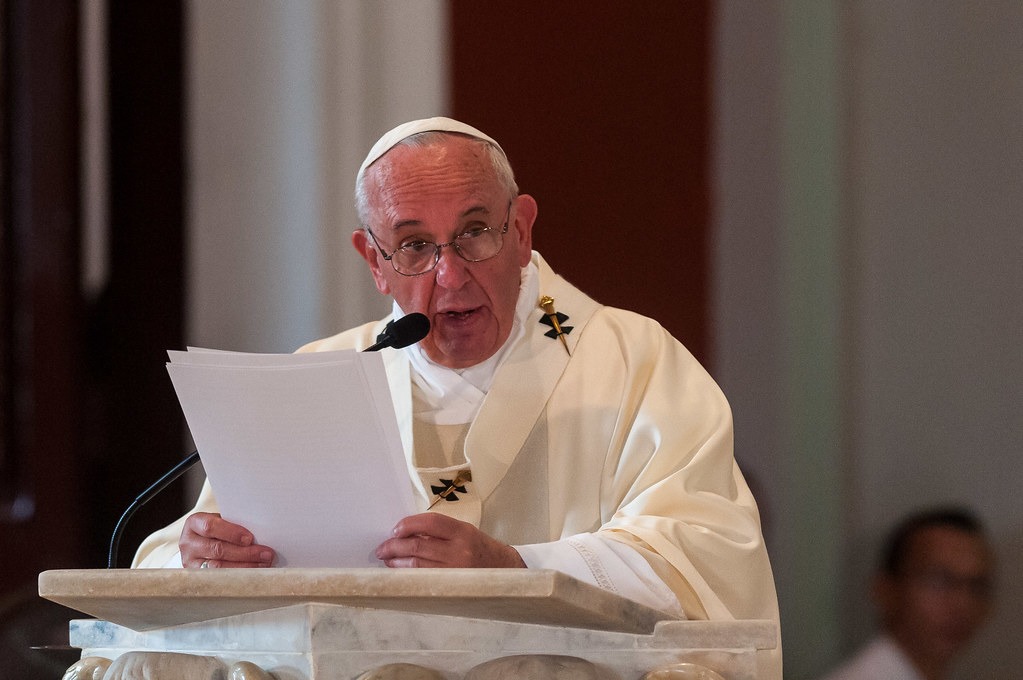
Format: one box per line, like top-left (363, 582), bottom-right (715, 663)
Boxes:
top-left (375, 513), bottom-right (526, 568)
top-left (179, 512), bottom-right (275, 568)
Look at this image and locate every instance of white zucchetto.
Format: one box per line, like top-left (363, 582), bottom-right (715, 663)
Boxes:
top-left (357, 116), bottom-right (505, 186)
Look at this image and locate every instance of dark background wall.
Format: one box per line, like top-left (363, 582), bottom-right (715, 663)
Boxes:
top-left (449, 1), bottom-right (713, 364)
top-left (1, 5), bottom-right (185, 674)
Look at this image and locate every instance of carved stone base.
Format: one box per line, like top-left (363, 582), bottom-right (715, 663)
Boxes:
top-left (66, 602), bottom-right (777, 679)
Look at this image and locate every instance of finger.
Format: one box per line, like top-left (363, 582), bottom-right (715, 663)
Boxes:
top-left (197, 557), bottom-right (273, 569)
top-left (376, 538), bottom-right (449, 568)
top-left (389, 512), bottom-right (463, 540)
top-left (381, 556), bottom-right (446, 569)
top-left (180, 513), bottom-right (275, 568)
top-left (191, 538), bottom-right (275, 567)
top-left (185, 543), bottom-right (275, 568)
top-left (375, 535), bottom-right (450, 565)
top-left (185, 512), bottom-right (256, 546)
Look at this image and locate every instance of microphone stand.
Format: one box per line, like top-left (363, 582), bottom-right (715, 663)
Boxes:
top-left (106, 450), bottom-right (201, 568)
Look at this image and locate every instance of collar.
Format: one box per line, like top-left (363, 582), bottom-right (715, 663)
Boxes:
top-left (393, 260), bottom-right (540, 424)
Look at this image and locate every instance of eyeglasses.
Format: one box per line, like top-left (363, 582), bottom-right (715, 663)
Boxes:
top-left (905, 568), bottom-right (993, 600)
top-left (365, 202), bottom-right (512, 277)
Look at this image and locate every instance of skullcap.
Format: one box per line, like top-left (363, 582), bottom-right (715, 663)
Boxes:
top-left (356, 116), bottom-right (505, 186)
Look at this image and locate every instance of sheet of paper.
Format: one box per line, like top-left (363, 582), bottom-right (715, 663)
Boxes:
top-left (165, 349), bottom-right (417, 567)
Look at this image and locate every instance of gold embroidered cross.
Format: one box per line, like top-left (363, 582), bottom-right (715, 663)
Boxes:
top-left (539, 295), bottom-right (571, 356)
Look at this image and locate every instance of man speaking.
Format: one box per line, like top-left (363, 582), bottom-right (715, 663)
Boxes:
top-left (134, 117), bottom-right (779, 642)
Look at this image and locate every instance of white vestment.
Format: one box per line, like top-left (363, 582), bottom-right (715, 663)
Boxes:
top-left (817, 636), bottom-right (923, 680)
top-left (134, 252), bottom-right (780, 665)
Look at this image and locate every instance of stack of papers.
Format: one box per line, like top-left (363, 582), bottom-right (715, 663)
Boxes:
top-left (165, 348), bottom-right (417, 567)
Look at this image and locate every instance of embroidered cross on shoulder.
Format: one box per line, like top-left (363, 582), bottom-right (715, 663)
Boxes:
top-left (538, 295), bottom-right (573, 355)
top-left (429, 469), bottom-right (472, 508)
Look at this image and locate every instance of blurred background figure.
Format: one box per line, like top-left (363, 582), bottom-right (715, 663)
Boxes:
top-left (819, 507), bottom-right (994, 680)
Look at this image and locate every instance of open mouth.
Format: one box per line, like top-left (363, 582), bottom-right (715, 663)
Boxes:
top-left (441, 308), bottom-right (478, 320)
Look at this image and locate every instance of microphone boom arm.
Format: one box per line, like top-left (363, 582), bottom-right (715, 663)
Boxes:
top-left (107, 450), bottom-right (201, 569)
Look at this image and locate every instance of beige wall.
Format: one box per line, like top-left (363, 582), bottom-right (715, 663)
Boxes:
top-left (714, 2), bottom-right (1023, 678)
top-left (186, 0), bottom-right (448, 353)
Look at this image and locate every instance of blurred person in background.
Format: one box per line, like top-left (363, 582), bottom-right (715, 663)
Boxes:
top-left (819, 507), bottom-right (994, 680)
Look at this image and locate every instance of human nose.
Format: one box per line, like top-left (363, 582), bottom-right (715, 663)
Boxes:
top-left (433, 243), bottom-right (470, 289)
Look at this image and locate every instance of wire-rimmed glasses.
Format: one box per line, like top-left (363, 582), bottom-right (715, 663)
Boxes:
top-left (365, 201), bottom-right (512, 277)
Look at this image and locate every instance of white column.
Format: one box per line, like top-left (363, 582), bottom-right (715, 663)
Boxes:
top-left (715, 2), bottom-right (1023, 678)
top-left (186, 0), bottom-right (448, 353)
top-left (714, 2), bottom-right (846, 676)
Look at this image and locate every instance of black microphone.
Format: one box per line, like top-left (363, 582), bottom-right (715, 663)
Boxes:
top-left (364, 312), bottom-right (430, 352)
top-left (106, 312), bottom-right (432, 568)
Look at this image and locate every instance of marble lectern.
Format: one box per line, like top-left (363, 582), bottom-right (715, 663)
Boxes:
top-left (39, 569), bottom-right (777, 679)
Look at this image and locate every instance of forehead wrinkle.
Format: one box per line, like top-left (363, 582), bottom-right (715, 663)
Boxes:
top-left (365, 141), bottom-right (503, 230)
top-left (373, 179), bottom-right (497, 232)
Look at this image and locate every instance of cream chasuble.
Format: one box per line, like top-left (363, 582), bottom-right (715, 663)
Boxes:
top-left (132, 252), bottom-right (780, 675)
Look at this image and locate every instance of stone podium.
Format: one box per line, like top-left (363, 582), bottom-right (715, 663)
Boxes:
top-left (39, 569), bottom-right (778, 679)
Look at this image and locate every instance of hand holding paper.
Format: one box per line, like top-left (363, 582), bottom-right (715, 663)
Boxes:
top-left (376, 513), bottom-right (526, 569)
top-left (166, 348), bottom-right (418, 567)
top-left (178, 511), bottom-right (275, 569)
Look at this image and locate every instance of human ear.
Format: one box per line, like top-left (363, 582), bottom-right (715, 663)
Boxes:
top-left (351, 229), bottom-right (391, 295)
top-left (511, 194), bottom-right (538, 267)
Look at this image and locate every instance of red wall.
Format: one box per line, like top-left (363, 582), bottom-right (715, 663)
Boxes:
top-left (450, 2), bottom-right (714, 363)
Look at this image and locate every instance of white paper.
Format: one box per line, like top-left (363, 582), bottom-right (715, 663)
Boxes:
top-left (165, 348), bottom-right (417, 567)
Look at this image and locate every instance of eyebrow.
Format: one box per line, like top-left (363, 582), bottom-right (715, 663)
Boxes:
top-left (391, 205), bottom-right (491, 231)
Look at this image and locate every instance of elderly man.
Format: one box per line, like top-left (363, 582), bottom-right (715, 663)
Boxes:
top-left (819, 507), bottom-right (994, 680)
top-left (134, 118), bottom-right (778, 631)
